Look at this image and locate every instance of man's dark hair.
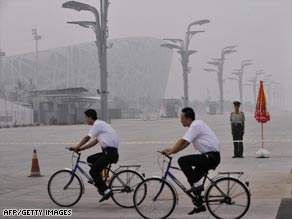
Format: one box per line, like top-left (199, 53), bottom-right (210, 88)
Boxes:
top-left (182, 107), bottom-right (195, 120)
top-left (84, 109), bottom-right (97, 120)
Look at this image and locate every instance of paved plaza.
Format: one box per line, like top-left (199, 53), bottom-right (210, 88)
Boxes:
top-left (1, 112), bottom-right (292, 219)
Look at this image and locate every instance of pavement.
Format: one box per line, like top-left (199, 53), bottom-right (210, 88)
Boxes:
top-left (0, 112), bottom-right (292, 219)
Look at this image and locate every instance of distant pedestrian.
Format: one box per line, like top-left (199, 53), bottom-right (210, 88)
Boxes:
top-left (230, 101), bottom-right (245, 158)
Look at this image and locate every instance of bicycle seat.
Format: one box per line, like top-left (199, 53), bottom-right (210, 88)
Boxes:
top-left (204, 168), bottom-right (216, 176)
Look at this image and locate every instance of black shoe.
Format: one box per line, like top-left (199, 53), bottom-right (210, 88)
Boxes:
top-left (186, 185), bottom-right (204, 194)
top-left (232, 156), bottom-right (239, 158)
top-left (188, 205), bottom-right (206, 215)
top-left (238, 156), bottom-right (244, 158)
top-left (97, 189), bottom-right (103, 196)
top-left (99, 190), bottom-right (112, 203)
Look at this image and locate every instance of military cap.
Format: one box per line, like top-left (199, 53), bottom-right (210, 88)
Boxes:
top-left (233, 101), bottom-right (241, 106)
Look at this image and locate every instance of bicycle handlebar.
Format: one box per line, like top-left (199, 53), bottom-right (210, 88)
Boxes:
top-left (66, 148), bottom-right (81, 155)
top-left (157, 151), bottom-right (172, 160)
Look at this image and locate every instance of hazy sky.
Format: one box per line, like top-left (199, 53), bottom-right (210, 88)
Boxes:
top-left (1, 0), bottom-right (291, 109)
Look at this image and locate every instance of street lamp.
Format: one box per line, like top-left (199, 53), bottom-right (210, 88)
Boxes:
top-left (266, 80), bottom-right (273, 108)
top-left (263, 74), bottom-right (272, 82)
top-left (62, 0), bottom-right (110, 122)
top-left (0, 48), bottom-right (5, 78)
top-left (160, 43), bottom-right (182, 50)
top-left (67, 21), bottom-right (102, 66)
top-left (203, 68), bottom-right (218, 74)
top-left (163, 38), bottom-right (184, 46)
top-left (32, 28), bottom-right (42, 126)
top-left (267, 80), bottom-right (280, 109)
top-left (269, 82), bottom-right (281, 110)
top-left (219, 46), bottom-right (237, 115)
top-left (205, 45), bottom-right (237, 114)
top-left (273, 83), bottom-right (284, 110)
top-left (248, 70), bottom-right (265, 105)
top-left (161, 19), bottom-right (210, 107)
top-left (0, 49), bottom-right (7, 125)
top-left (32, 28), bottom-right (41, 80)
top-left (229, 60), bottom-right (253, 103)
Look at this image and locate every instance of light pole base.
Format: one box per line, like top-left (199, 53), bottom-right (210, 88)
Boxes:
top-left (256, 148), bottom-right (270, 158)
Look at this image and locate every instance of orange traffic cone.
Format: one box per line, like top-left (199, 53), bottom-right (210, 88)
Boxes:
top-left (28, 149), bottom-right (43, 177)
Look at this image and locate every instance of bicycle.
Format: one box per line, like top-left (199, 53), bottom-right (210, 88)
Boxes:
top-left (48, 150), bottom-right (145, 208)
top-left (133, 152), bottom-right (251, 219)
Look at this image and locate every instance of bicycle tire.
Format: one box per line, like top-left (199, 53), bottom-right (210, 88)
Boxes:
top-left (109, 169), bottom-right (144, 208)
top-left (205, 177), bottom-right (250, 219)
top-left (133, 177), bottom-right (176, 219)
top-left (48, 169), bottom-right (83, 207)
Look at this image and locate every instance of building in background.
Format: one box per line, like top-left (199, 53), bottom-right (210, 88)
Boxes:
top-left (0, 98), bottom-right (33, 127)
top-left (0, 37), bottom-right (172, 124)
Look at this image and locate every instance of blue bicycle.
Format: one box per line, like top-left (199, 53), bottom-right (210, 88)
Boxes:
top-left (133, 152), bottom-right (250, 219)
top-left (48, 150), bottom-right (144, 208)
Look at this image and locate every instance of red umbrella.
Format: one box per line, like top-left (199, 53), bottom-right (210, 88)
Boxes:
top-left (254, 81), bottom-right (270, 154)
top-left (255, 80), bottom-right (270, 123)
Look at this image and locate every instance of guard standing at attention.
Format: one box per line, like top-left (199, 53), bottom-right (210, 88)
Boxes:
top-left (230, 101), bottom-right (245, 158)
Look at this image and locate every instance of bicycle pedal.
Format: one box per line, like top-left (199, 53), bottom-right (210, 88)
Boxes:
top-left (188, 205), bottom-right (206, 215)
top-left (88, 180), bottom-right (95, 185)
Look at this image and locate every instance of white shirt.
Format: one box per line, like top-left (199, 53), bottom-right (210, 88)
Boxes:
top-left (183, 120), bottom-right (220, 153)
top-left (88, 120), bottom-right (119, 148)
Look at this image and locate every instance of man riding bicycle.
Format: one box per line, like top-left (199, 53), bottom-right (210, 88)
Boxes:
top-left (161, 107), bottom-right (221, 212)
top-left (67, 109), bottom-right (119, 203)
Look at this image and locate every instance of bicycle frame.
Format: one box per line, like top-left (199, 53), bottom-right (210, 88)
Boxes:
top-left (154, 155), bottom-right (193, 201)
top-left (155, 154), bottom-right (244, 202)
top-left (64, 152), bottom-right (92, 190)
top-left (64, 151), bottom-right (142, 191)
top-left (133, 154), bottom-right (251, 219)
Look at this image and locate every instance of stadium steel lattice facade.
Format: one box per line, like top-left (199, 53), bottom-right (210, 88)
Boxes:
top-left (1, 37), bottom-right (172, 106)
top-left (0, 37), bottom-right (173, 124)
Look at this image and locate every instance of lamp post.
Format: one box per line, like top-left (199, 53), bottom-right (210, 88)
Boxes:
top-left (32, 28), bottom-right (41, 79)
top-left (0, 48), bottom-right (5, 77)
top-left (248, 70), bottom-right (265, 105)
top-left (267, 80), bottom-right (279, 110)
top-left (62, 0), bottom-right (109, 122)
top-left (265, 78), bottom-right (274, 108)
top-left (32, 29), bottom-right (42, 124)
top-left (204, 46), bottom-right (237, 114)
top-left (261, 75), bottom-right (271, 108)
top-left (0, 49), bottom-right (7, 125)
top-left (271, 82), bottom-right (281, 110)
top-left (161, 19), bottom-right (210, 108)
top-left (228, 60), bottom-right (253, 103)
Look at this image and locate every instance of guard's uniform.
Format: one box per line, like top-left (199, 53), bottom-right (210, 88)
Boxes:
top-left (230, 111), bottom-right (245, 157)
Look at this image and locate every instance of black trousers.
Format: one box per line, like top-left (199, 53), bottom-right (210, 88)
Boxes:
top-left (178, 152), bottom-right (220, 186)
top-left (232, 124), bottom-right (244, 157)
top-left (87, 147), bottom-right (119, 193)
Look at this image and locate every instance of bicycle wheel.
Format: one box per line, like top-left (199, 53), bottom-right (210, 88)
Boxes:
top-left (205, 177), bottom-right (250, 219)
top-left (48, 169), bottom-right (83, 207)
top-left (109, 169), bottom-right (144, 208)
top-left (134, 177), bottom-right (176, 219)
